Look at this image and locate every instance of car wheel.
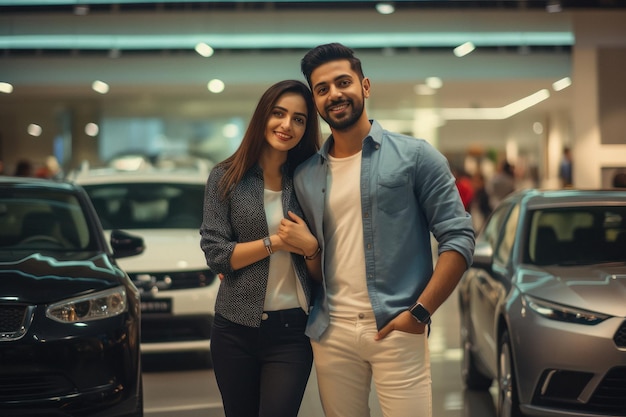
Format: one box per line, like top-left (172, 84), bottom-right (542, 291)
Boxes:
top-left (497, 330), bottom-right (522, 417)
top-left (460, 308), bottom-right (492, 390)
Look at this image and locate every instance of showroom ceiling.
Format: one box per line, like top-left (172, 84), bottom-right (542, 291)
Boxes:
top-left (0, 0), bottom-right (624, 123)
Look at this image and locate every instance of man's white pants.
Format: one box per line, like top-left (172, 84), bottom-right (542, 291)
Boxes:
top-left (311, 311), bottom-right (432, 417)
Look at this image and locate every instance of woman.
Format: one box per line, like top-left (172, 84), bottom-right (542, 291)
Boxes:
top-left (200, 79), bottom-right (321, 417)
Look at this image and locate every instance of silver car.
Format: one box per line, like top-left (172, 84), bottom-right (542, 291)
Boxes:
top-left (458, 189), bottom-right (626, 417)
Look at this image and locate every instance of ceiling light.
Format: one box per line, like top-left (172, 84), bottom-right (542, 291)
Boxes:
top-left (453, 42), bottom-right (475, 57)
top-left (376, 2), bottom-right (395, 15)
top-left (195, 42), bottom-right (214, 58)
top-left (0, 82), bottom-right (13, 94)
top-left (552, 77), bottom-right (571, 91)
top-left (207, 79), bottom-right (225, 93)
top-left (73, 5), bottom-right (89, 15)
top-left (85, 122), bottom-right (99, 137)
top-left (546, 0), bottom-right (562, 13)
top-left (0, 32), bottom-right (574, 50)
top-left (425, 76), bottom-right (443, 89)
top-left (92, 80), bottom-right (109, 94)
top-left (27, 123), bottom-right (42, 137)
top-left (440, 89), bottom-right (550, 120)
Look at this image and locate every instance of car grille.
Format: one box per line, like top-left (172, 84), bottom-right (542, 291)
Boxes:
top-left (0, 374), bottom-right (75, 400)
top-left (141, 315), bottom-right (212, 344)
top-left (587, 367), bottom-right (626, 413)
top-left (614, 320), bottom-right (626, 348)
top-left (0, 304), bottom-right (32, 341)
top-left (534, 367), bottom-right (626, 414)
top-left (129, 269), bottom-right (216, 292)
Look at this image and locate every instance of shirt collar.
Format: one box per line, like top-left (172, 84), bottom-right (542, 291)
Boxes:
top-left (317, 119), bottom-right (382, 163)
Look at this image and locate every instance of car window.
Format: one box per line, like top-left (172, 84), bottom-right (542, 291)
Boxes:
top-left (479, 202), bottom-right (513, 251)
top-left (0, 190), bottom-right (93, 250)
top-left (83, 183), bottom-right (205, 230)
top-left (495, 203), bottom-right (519, 266)
top-left (526, 206), bottom-right (626, 265)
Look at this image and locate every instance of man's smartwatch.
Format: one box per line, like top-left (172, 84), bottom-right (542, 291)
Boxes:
top-left (409, 302), bottom-right (431, 325)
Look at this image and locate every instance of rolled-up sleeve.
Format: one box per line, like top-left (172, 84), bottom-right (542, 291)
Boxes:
top-left (416, 142), bottom-right (475, 268)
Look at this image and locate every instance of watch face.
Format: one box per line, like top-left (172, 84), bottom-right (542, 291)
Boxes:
top-left (410, 304), bottom-right (431, 324)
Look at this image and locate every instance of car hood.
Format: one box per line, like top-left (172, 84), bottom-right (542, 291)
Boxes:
top-left (517, 263), bottom-right (626, 317)
top-left (0, 251), bottom-right (128, 304)
top-left (106, 229), bottom-right (206, 272)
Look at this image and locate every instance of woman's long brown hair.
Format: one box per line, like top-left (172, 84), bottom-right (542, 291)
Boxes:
top-left (217, 79), bottom-right (321, 200)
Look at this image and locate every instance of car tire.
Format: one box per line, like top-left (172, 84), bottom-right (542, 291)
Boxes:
top-left (460, 307), bottom-right (493, 390)
top-left (497, 330), bottom-right (522, 417)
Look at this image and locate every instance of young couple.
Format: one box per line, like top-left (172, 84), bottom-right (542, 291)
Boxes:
top-left (200, 43), bottom-right (476, 417)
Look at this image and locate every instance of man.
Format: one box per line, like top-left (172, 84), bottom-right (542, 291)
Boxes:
top-left (293, 43), bottom-right (475, 417)
top-left (559, 146), bottom-right (573, 188)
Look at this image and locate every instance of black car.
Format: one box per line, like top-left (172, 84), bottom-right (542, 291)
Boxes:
top-left (0, 177), bottom-right (145, 416)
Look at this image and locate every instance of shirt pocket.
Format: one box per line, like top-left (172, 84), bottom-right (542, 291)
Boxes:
top-left (377, 173), bottom-right (409, 214)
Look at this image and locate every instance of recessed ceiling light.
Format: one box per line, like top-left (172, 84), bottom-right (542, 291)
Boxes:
top-left (207, 79), bottom-right (225, 93)
top-left (195, 42), bottom-right (214, 58)
top-left (425, 77), bottom-right (443, 89)
top-left (376, 3), bottom-right (395, 15)
top-left (546, 0), bottom-right (562, 13)
top-left (27, 124), bottom-right (42, 137)
top-left (92, 80), bottom-right (109, 94)
top-left (0, 82), bottom-right (13, 94)
top-left (85, 123), bottom-right (99, 137)
top-left (74, 5), bottom-right (89, 15)
top-left (453, 42), bottom-right (475, 57)
top-left (552, 77), bottom-right (571, 91)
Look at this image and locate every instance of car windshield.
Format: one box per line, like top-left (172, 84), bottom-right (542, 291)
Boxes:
top-left (0, 189), bottom-right (94, 251)
top-left (82, 183), bottom-right (204, 230)
top-left (526, 206), bottom-right (626, 266)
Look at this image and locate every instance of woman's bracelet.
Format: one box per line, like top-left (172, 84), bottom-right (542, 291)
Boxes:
top-left (303, 246), bottom-right (321, 260)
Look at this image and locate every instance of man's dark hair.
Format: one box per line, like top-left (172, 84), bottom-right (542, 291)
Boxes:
top-left (301, 43), bottom-right (365, 87)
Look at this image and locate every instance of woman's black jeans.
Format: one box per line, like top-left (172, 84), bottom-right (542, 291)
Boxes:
top-left (211, 308), bottom-right (313, 417)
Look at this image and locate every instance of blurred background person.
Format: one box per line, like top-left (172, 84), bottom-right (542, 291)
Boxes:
top-left (488, 160), bottom-right (516, 210)
top-left (451, 165), bottom-right (474, 213)
top-left (559, 146), bottom-right (573, 188)
top-left (13, 159), bottom-right (34, 177)
top-left (470, 171), bottom-right (492, 232)
top-left (613, 171), bottom-right (626, 188)
top-left (35, 155), bottom-right (64, 179)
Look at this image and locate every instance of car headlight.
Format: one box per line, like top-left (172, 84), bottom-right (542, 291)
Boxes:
top-left (524, 295), bottom-right (609, 325)
top-left (46, 286), bottom-right (127, 323)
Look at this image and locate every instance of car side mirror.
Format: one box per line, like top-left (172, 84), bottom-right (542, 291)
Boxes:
top-left (110, 229), bottom-right (145, 259)
top-left (471, 240), bottom-right (493, 270)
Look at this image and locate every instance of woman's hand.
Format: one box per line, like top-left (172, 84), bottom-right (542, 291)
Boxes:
top-left (277, 211), bottom-right (318, 256)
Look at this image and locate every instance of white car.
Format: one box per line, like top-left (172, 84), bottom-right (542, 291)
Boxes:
top-left (71, 166), bottom-right (218, 365)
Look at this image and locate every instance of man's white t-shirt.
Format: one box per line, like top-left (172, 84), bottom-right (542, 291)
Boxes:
top-left (324, 151), bottom-right (372, 315)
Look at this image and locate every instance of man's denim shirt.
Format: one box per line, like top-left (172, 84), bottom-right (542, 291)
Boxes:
top-left (293, 120), bottom-right (475, 341)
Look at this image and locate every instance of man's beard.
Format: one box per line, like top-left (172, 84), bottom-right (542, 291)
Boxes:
top-left (321, 97), bottom-right (365, 131)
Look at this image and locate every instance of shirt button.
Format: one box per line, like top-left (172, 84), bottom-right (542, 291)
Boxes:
top-left (358, 313), bottom-right (365, 319)
top-left (261, 313), bottom-right (269, 320)
top-left (364, 212), bottom-right (369, 218)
